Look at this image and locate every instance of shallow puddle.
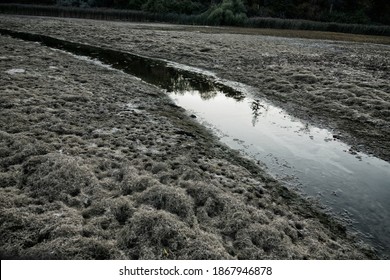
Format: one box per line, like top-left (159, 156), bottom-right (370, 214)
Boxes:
top-left (1, 28), bottom-right (389, 257)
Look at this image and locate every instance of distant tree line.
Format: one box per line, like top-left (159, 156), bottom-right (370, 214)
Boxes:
top-left (3, 0), bottom-right (390, 25)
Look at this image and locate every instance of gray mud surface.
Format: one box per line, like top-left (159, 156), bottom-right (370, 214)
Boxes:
top-left (0, 28), bottom-right (378, 259)
top-left (0, 15), bottom-right (389, 161)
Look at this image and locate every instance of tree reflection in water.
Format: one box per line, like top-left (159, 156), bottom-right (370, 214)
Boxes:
top-left (251, 99), bottom-right (266, 127)
top-left (168, 73), bottom-right (219, 100)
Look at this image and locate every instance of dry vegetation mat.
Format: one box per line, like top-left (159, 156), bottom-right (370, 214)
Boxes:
top-left (0, 15), bottom-right (389, 162)
top-left (0, 31), bottom-right (376, 259)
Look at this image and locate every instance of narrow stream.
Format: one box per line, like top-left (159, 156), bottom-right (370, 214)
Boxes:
top-left (1, 28), bottom-right (389, 257)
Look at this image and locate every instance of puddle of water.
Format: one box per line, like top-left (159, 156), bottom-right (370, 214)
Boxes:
top-left (1, 28), bottom-right (389, 257)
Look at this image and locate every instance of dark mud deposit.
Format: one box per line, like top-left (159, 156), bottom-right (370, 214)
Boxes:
top-left (0, 16), bottom-right (388, 259)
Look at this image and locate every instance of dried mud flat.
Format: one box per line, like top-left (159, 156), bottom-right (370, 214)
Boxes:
top-left (0, 16), bottom-right (386, 259)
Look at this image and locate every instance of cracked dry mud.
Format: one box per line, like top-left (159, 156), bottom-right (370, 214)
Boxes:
top-left (0, 16), bottom-right (387, 259)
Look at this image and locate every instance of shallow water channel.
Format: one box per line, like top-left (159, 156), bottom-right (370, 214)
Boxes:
top-left (1, 28), bottom-right (390, 257)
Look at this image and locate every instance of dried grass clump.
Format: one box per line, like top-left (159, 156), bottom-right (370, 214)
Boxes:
top-left (150, 162), bottom-right (169, 174)
top-left (186, 183), bottom-right (226, 217)
top-left (111, 200), bottom-right (136, 225)
top-left (222, 210), bottom-right (253, 237)
top-left (234, 223), bottom-right (290, 259)
top-left (81, 202), bottom-right (106, 219)
top-left (0, 188), bottom-right (120, 259)
top-left (121, 175), bottom-right (159, 195)
top-left (291, 73), bottom-right (319, 84)
top-left (181, 169), bottom-right (202, 181)
top-left (118, 208), bottom-right (193, 259)
top-left (0, 208), bottom-right (44, 251)
top-left (0, 205), bottom-right (77, 258)
top-left (20, 153), bottom-right (96, 202)
top-left (0, 172), bottom-right (18, 188)
top-left (186, 183), bottom-right (264, 239)
top-left (15, 237), bottom-right (120, 260)
top-left (186, 183), bottom-right (252, 226)
top-left (119, 165), bottom-right (159, 195)
top-left (271, 217), bottom-right (303, 244)
top-left (136, 185), bottom-right (194, 224)
top-left (267, 81), bottom-right (294, 93)
top-left (0, 132), bottom-right (49, 169)
top-left (118, 207), bottom-right (230, 259)
top-left (180, 231), bottom-right (233, 260)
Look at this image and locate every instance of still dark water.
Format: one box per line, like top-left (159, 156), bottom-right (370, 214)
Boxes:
top-left (1, 28), bottom-right (389, 258)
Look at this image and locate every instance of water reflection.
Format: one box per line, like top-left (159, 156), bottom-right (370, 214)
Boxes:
top-left (251, 99), bottom-right (267, 127)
